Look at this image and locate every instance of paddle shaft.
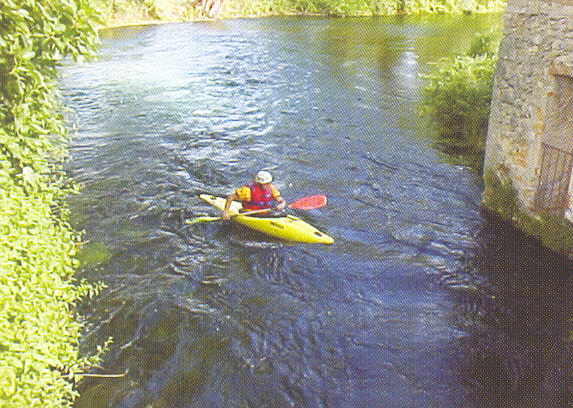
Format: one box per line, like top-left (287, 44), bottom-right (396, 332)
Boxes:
top-left (187, 208), bottom-right (271, 225)
top-left (225, 196), bottom-right (325, 218)
top-left (187, 194), bottom-right (327, 225)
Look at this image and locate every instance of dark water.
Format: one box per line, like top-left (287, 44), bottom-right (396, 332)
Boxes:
top-left (60, 15), bottom-right (573, 408)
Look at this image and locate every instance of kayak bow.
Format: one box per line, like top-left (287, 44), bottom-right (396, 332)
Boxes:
top-left (193, 194), bottom-right (334, 244)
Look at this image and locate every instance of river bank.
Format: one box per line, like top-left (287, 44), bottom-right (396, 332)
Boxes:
top-left (97, 0), bottom-right (506, 29)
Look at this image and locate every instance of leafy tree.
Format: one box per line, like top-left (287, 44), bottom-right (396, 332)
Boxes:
top-left (1, 0), bottom-right (104, 406)
top-left (1, 0), bottom-right (100, 176)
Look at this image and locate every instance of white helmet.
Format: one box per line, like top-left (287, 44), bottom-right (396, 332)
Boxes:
top-left (255, 170), bottom-right (273, 184)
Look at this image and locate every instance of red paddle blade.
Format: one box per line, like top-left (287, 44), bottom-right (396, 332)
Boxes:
top-left (289, 195), bottom-right (327, 210)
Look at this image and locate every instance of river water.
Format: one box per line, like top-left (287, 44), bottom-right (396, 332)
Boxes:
top-left (60, 15), bottom-right (573, 408)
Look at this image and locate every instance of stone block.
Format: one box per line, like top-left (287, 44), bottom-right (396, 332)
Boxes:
top-left (496, 57), bottom-right (508, 80)
top-left (551, 55), bottom-right (573, 76)
top-left (526, 129), bottom-right (535, 140)
top-left (500, 88), bottom-right (515, 104)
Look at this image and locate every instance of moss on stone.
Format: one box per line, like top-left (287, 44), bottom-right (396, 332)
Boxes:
top-left (483, 170), bottom-right (573, 259)
top-left (482, 169), bottom-right (519, 222)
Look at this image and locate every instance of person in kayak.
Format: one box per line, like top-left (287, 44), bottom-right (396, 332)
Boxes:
top-left (221, 170), bottom-right (286, 220)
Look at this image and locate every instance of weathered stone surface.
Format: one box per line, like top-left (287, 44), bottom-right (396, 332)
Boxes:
top-left (484, 0), bottom-right (573, 213)
top-left (551, 54), bottom-right (573, 76)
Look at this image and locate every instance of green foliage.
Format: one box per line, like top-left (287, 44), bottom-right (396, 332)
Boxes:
top-left (421, 55), bottom-right (496, 151)
top-left (256, 0), bottom-right (506, 16)
top-left (467, 31), bottom-right (499, 58)
top-left (516, 211), bottom-right (573, 259)
top-left (0, 171), bottom-right (109, 407)
top-left (482, 170), bottom-right (519, 222)
top-left (0, 0), bottom-right (100, 176)
top-left (97, 0), bottom-right (506, 21)
top-left (418, 32), bottom-right (499, 173)
top-left (95, 0), bottom-right (169, 23)
top-left (1, 0), bottom-right (105, 406)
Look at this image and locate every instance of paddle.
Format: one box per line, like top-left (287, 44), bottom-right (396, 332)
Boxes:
top-left (289, 194), bottom-right (327, 210)
top-left (186, 194), bottom-right (327, 225)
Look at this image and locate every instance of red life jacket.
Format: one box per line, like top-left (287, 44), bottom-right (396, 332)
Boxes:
top-left (242, 182), bottom-right (276, 211)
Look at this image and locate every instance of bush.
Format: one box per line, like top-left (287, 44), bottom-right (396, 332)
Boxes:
top-left (421, 55), bottom-right (495, 152)
top-left (96, 0), bottom-right (506, 21)
top-left (0, 0), bottom-right (100, 176)
top-left (273, 0), bottom-right (505, 15)
top-left (1, 0), bottom-right (105, 406)
top-left (418, 32), bottom-right (499, 173)
top-left (0, 172), bottom-right (105, 407)
top-left (467, 31), bottom-right (499, 58)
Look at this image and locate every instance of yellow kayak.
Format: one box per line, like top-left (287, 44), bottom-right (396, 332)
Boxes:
top-left (199, 194), bottom-right (334, 244)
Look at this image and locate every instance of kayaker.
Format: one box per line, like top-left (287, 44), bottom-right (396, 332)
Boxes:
top-left (221, 170), bottom-right (286, 220)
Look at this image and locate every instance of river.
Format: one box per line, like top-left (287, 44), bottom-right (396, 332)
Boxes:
top-left (60, 15), bottom-right (573, 408)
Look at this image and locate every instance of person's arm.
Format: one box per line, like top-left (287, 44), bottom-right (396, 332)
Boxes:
top-left (222, 186), bottom-right (251, 219)
top-left (271, 185), bottom-right (286, 210)
top-left (222, 192), bottom-right (238, 220)
top-left (275, 195), bottom-right (286, 210)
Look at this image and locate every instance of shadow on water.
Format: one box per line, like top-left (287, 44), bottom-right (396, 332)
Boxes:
top-left (448, 212), bottom-right (573, 408)
top-left (58, 14), bottom-right (572, 408)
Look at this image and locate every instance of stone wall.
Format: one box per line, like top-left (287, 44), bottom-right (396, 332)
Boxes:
top-left (484, 0), bottom-right (573, 213)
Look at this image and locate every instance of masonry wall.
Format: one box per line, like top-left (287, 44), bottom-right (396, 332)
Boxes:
top-left (484, 0), bottom-right (573, 212)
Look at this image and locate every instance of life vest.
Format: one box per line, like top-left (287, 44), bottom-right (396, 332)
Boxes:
top-left (242, 182), bottom-right (276, 211)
